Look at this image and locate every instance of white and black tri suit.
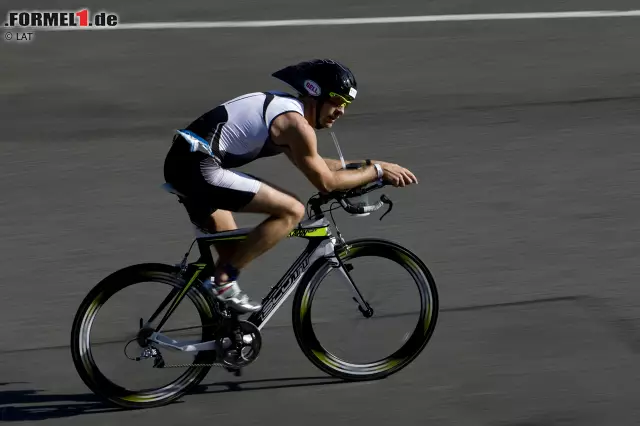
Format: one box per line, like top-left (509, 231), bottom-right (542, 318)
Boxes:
top-left (164, 91), bottom-right (304, 226)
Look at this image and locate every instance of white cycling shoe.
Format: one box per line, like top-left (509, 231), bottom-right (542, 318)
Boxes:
top-left (204, 278), bottom-right (262, 313)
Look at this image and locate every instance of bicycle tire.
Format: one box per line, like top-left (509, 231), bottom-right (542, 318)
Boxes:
top-left (70, 263), bottom-right (217, 409)
top-left (292, 238), bottom-right (439, 381)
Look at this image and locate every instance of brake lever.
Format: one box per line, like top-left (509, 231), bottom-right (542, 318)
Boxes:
top-left (379, 194), bottom-right (393, 221)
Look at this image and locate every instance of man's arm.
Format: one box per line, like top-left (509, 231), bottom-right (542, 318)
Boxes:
top-left (324, 158), bottom-right (420, 188)
top-left (271, 113), bottom-right (380, 192)
top-left (323, 157), bottom-right (384, 171)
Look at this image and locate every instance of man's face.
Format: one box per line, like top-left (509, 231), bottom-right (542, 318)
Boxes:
top-left (316, 95), bottom-right (350, 128)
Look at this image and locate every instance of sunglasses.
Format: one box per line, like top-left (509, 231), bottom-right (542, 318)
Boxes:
top-left (328, 92), bottom-right (353, 108)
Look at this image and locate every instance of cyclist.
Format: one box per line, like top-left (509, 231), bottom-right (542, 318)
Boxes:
top-left (163, 59), bottom-right (418, 313)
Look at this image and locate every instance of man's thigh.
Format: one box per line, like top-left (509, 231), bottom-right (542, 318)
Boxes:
top-left (237, 181), bottom-right (303, 217)
top-left (200, 166), bottom-right (302, 218)
top-left (241, 173), bottom-right (303, 204)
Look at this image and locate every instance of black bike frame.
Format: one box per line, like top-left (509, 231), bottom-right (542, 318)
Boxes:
top-left (148, 219), bottom-right (350, 333)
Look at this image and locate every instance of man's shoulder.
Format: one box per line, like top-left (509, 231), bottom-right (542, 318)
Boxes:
top-left (270, 110), bottom-right (315, 149)
top-left (264, 91), bottom-right (305, 128)
top-left (265, 91), bottom-right (304, 112)
top-left (272, 109), bottom-right (308, 128)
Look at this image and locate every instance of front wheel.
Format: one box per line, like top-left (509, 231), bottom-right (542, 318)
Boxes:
top-left (292, 238), bottom-right (439, 381)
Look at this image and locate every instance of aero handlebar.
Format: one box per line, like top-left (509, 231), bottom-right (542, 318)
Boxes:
top-left (308, 179), bottom-right (394, 220)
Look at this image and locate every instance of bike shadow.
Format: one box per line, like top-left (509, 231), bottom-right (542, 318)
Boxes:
top-left (0, 376), bottom-right (345, 421)
top-left (193, 375), bottom-right (346, 394)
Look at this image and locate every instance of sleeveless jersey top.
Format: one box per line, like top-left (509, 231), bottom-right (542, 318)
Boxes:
top-left (176, 91), bottom-right (304, 169)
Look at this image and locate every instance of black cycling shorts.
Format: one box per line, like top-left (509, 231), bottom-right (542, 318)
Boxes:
top-left (163, 135), bottom-right (261, 227)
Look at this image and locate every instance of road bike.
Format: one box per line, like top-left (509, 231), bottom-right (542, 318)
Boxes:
top-left (70, 172), bottom-right (439, 409)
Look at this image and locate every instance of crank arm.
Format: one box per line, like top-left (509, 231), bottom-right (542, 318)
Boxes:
top-left (148, 332), bottom-right (222, 353)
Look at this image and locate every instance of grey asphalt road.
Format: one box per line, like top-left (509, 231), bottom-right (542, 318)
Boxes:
top-left (2, 1), bottom-right (640, 424)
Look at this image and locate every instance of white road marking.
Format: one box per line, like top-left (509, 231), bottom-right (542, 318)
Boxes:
top-left (26, 10), bottom-right (640, 31)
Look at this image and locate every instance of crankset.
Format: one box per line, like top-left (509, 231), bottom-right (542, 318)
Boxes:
top-left (219, 320), bottom-right (262, 369)
top-left (126, 317), bottom-right (262, 375)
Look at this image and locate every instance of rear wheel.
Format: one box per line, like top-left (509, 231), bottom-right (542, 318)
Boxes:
top-left (70, 263), bottom-right (218, 409)
top-left (292, 238), bottom-right (439, 381)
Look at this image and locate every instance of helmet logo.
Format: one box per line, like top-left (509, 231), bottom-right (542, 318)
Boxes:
top-left (304, 80), bottom-right (321, 96)
top-left (349, 87), bottom-right (357, 99)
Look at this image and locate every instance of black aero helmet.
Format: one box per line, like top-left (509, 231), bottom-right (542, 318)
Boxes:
top-left (272, 59), bottom-right (358, 105)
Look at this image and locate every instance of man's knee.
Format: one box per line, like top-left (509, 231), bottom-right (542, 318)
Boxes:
top-left (284, 201), bottom-right (306, 223)
top-left (273, 197), bottom-right (305, 223)
top-left (262, 193), bottom-right (305, 226)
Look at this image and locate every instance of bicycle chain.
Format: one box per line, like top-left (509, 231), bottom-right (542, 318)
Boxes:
top-left (151, 348), bottom-right (240, 369)
top-left (160, 362), bottom-right (230, 369)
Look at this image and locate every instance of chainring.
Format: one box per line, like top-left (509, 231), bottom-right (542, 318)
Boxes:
top-left (221, 320), bottom-right (262, 369)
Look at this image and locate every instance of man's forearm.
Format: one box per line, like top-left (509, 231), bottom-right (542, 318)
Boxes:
top-left (324, 157), bottom-right (382, 171)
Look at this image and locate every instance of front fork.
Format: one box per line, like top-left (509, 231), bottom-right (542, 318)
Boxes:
top-left (330, 241), bottom-right (374, 318)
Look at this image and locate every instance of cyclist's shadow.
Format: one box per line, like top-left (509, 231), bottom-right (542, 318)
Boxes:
top-left (0, 382), bottom-right (120, 421)
top-left (0, 376), bottom-right (344, 421)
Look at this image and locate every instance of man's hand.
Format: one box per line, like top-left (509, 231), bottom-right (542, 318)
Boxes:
top-left (378, 162), bottom-right (419, 187)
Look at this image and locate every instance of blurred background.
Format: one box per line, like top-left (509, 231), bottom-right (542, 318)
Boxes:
top-left (1, 0), bottom-right (639, 424)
